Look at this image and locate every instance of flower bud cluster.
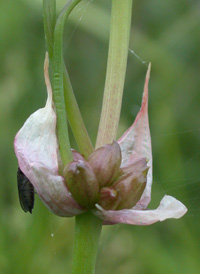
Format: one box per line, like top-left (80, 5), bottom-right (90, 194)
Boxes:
top-left (63, 141), bottom-right (148, 210)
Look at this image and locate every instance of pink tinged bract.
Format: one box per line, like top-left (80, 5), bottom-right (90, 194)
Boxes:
top-left (94, 64), bottom-right (187, 225)
top-left (118, 64), bottom-right (152, 209)
top-left (14, 54), bottom-right (83, 217)
top-left (95, 196), bottom-right (187, 225)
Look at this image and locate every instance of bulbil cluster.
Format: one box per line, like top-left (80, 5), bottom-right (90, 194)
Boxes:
top-left (64, 141), bottom-right (148, 210)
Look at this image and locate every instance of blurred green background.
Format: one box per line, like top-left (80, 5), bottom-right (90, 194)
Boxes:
top-left (0, 0), bottom-right (200, 273)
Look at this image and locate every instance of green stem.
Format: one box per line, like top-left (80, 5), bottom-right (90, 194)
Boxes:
top-left (43, 0), bottom-right (93, 161)
top-left (53, 0), bottom-right (82, 166)
top-left (72, 212), bottom-right (102, 274)
top-left (96, 0), bottom-right (133, 148)
top-left (63, 66), bottom-right (93, 158)
top-left (43, 0), bottom-right (56, 60)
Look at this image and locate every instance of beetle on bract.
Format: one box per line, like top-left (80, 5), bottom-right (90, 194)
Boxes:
top-left (17, 168), bottom-right (35, 213)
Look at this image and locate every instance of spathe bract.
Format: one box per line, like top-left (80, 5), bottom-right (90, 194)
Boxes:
top-left (14, 55), bottom-right (83, 217)
top-left (14, 55), bottom-right (187, 224)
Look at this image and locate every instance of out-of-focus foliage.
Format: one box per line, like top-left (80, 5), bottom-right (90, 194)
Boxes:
top-left (0, 0), bottom-right (200, 273)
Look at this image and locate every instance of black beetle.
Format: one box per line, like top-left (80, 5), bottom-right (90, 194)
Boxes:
top-left (17, 168), bottom-right (35, 213)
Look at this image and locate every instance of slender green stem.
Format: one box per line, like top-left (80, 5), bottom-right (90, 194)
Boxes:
top-left (52, 0), bottom-right (82, 167)
top-left (43, 0), bottom-right (93, 160)
top-left (72, 212), bottom-right (102, 274)
top-left (52, 6), bottom-right (73, 166)
top-left (56, 0), bottom-right (94, 159)
top-left (63, 68), bottom-right (93, 158)
top-left (43, 0), bottom-right (56, 60)
top-left (96, 0), bottom-right (133, 148)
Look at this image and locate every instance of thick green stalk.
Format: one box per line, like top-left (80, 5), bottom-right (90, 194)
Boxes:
top-left (96, 0), bottom-right (133, 148)
top-left (72, 212), bottom-right (102, 274)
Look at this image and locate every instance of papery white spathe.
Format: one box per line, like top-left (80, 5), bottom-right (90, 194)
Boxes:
top-left (14, 55), bottom-right (187, 224)
top-left (14, 54), bottom-right (83, 217)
